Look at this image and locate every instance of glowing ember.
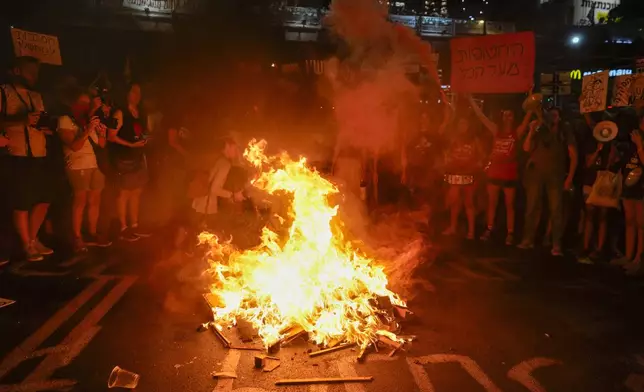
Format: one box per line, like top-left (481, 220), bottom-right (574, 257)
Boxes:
top-left (201, 139), bottom-right (406, 350)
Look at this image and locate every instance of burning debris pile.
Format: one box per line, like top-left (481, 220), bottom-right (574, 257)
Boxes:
top-left (200, 140), bottom-right (417, 362)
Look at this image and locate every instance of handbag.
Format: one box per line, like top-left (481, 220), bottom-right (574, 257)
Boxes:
top-left (586, 170), bottom-right (622, 208)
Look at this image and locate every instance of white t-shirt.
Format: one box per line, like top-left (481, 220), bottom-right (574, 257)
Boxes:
top-left (0, 84), bottom-right (46, 157)
top-left (57, 115), bottom-right (98, 170)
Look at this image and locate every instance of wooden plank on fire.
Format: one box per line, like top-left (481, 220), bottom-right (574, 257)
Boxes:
top-left (275, 376), bottom-right (373, 385)
top-left (378, 335), bottom-right (402, 350)
top-left (308, 343), bottom-right (355, 358)
top-left (210, 323), bottom-right (232, 348)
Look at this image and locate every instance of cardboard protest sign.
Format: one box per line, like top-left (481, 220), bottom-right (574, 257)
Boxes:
top-left (580, 71), bottom-right (609, 113)
top-left (612, 75), bottom-right (635, 107)
top-left (11, 28), bottom-right (62, 65)
top-left (631, 74), bottom-right (644, 108)
top-left (450, 31), bottom-right (535, 93)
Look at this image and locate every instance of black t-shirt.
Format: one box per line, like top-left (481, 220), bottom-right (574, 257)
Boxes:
top-left (111, 107), bottom-right (146, 163)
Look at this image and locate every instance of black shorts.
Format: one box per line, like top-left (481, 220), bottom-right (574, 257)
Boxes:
top-left (487, 177), bottom-right (517, 188)
top-left (8, 156), bottom-right (53, 211)
top-left (622, 185), bottom-right (644, 200)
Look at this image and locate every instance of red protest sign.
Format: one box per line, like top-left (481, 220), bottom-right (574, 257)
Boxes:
top-left (450, 31), bottom-right (535, 94)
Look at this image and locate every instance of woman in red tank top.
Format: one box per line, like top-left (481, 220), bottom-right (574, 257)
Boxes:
top-left (469, 95), bottom-right (534, 245)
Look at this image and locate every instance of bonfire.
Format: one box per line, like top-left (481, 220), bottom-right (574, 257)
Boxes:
top-left (201, 140), bottom-right (409, 353)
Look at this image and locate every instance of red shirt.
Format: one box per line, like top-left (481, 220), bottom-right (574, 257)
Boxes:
top-left (446, 142), bottom-right (478, 176)
top-left (487, 131), bottom-right (518, 181)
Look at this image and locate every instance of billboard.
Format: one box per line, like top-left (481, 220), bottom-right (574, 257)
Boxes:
top-left (282, 7), bottom-right (324, 30)
top-left (389, 15), bottom-right (418, 30)
top-left (419, 17), bottom-right (454, 37)
top-left (573, 0), bottom-right (620, 25)
top-left (454, 19), bottom-right (485, 35)
top-left (122, 0), bottom-right (200, 14)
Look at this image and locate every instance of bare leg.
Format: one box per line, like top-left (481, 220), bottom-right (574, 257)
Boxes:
top-left (464, 185), bottom-right (476, 239)
top-left (87, 190), bottom-right (101, 235)
top-left (635, 201), bottom-right (644, 261)
top-left (503, 187), bottom-right (516, 234)
top-left (129, 188), bottom-right (143, 227)
top-left (486, 184), bottom-right (500, 230)
top-left (623, 200), bottom-right (636, 260)
top-left (117, 190), bottom-right (131, 230)
top-left (13, 210), bottom-right (30, 248)
top-left (443, 186), bottom-right (461, 235)
top-left (582, 205), bottom-right (596, 252)
top-left (29, 203), bottom-right (50, 242)
top-left (72, 191), bottom-right (88, 238)
top-left (596, 207), bottom-right (608, 253)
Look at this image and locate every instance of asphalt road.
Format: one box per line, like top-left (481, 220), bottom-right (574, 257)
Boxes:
top-left (2, 229), bottom-right (644, 392)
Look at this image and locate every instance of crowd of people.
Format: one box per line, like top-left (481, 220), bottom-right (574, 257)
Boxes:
top-left (2, 55), bottom-right (644, 279)
top-left (403, 92), bottom-right (644, 276)
top-left (0, 56), bottom-right (200, 264)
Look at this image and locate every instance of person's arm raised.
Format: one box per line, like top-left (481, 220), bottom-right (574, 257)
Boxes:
top-left (468, 95), bottom-right (497, 136)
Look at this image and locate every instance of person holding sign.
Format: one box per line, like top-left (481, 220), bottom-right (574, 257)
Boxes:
top-left (468, 95), bottom-right (534, 245)
top-left (0, 56), bottom-right (54, 262)
top-left (519, 107), bottom-right (578, 256)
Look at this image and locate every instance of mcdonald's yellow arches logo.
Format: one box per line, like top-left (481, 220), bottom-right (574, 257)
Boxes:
top-left (570, 70), bottom-right (582, 80)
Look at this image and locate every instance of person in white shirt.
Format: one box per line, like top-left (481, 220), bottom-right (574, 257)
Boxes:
top-left (57, 89), bottom-right (110, 252)
top-left (0, 57), bottom-right (53, 262)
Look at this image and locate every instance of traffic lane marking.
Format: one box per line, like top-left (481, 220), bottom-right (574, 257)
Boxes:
top-left (0, 379), bottom-right (76, 392)
top-left (508, 357), bottom-right (563, 392)
top-left (0, 277), bottom-right (109, 379)
top-left (23, 276), bottom-right (137, 383)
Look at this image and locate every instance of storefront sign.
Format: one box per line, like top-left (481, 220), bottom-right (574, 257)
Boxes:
top-left (569, 68), bottom-right (632, 79)
top-left (420, 17), bottom-right (454, 37)
top-left (450, 31), bottom-right (535, 93)
top-left (389, 15), bottom-right (417, 30)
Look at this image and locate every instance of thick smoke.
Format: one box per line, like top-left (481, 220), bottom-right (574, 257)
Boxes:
top-left (324, 0), bottom-right (441, 155)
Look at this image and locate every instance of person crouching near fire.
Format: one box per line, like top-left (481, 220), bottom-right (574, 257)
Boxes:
top-left (441, 114), bottom-right (485, 240)
top-left (186, 137), bottom-right (245, 247)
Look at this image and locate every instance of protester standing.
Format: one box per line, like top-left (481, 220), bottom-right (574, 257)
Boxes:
top-left (0, 57), bottom-right (54, 261)
top-left (469, 96), bottom-right (533, 245)
top-left (108, 83), bottom-right (150, 241)
top-left (519, 107), bottom-right (578, 256)
top-left (442, 116), bottom-right (483, 240)
top-left (615, 120), bottom-right (644, 275)
top-left (57, 89), bottom-right (111, 252)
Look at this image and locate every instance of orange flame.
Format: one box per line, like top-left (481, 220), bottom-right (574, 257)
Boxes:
top-left (202, 139), bottom-right (405, 349)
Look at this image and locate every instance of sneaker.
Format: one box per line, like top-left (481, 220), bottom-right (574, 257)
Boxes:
top-left (24, 244), bottom-right (43, 262)
top-left (132, 226), bottom-right (152, 238)
top-left (33, 239), bottom-right (54, 255)
top-left (517, 241), bottom-right (534, 250)
top-left (551, 246), bottom-right (564, 257)
top-left (442, 228), bottom-right (457, 236)
top-left (610, 256), bottom-right (631, 266)
top-left (505, 232), bottom-right (515, 246)
top-left (577, 252), bottom-right (593, 265)
top-left (85, 234), bottom-right (112, 248)
top-left (120, 228), bottom-right (140, 242)
top-left (73, 237), bottom-right (88, 254)
top-left (480, 228), bottom-right (493, 241)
